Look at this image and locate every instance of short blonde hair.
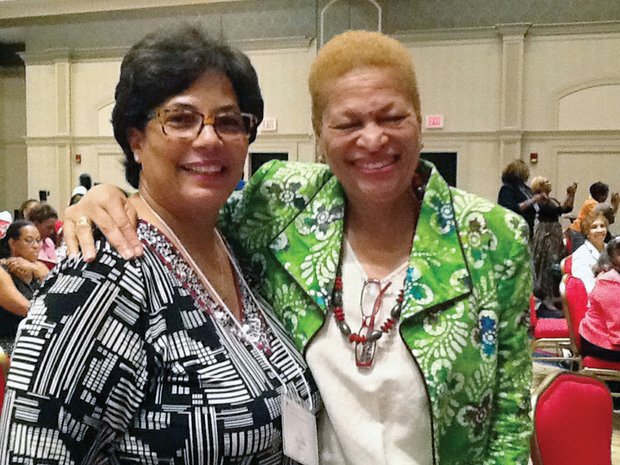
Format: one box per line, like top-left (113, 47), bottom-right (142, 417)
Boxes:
top-left (530, 176), bottom-right (550, 194)
top-left (308, 30), bottom-right (421, 135)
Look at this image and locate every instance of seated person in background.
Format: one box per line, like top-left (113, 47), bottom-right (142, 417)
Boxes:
top-left (530, 176), bottom-right (577, 313)
top-left (18, 199), bottom-right (39, 221)
top-left (0, 220), bottom-right (48, 354)
top-left (572, 211), bottom-right (608, 293)
top-left (579, 238), bottom-right (620, 408)
top-left (568, 182), bottom-right (619, 251)
top-left (27, 203), bottom-right (59, 269)
top-left (0, 211), bottom-right (12, 240)
top-left (70, 173), bottom-right (93, 205)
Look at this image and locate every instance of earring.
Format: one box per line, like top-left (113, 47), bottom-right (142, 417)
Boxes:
top-left (134, 152), bottom-right (141, 163)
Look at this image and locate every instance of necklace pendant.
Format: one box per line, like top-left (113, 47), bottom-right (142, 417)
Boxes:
top-left (355, 339), bottom-right (377, 368)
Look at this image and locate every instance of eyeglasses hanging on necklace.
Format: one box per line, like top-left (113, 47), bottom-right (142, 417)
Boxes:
top-left (332, 275), bottom-right (405, 368)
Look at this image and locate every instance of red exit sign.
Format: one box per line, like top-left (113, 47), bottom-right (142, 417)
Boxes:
top-left (425, 115), bottom-right (444, 129)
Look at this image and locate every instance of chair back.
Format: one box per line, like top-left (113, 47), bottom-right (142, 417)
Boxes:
top-left (531, 372), bottom-right (612, 465)
top-left (560, 274), bottom-right (588, 354)
top-left (561, 255), bottom-right (573, 275)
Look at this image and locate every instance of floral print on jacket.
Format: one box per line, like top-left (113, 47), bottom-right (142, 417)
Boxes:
top-left (221, 159), bottom-right (533, 465)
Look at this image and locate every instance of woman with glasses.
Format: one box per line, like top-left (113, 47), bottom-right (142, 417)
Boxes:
top-left (0, 25), bottom-right (317, 464)
top-left (0, 220), bottom-right (49, 354)
top-left (62, 30), bottom-right (532, 464)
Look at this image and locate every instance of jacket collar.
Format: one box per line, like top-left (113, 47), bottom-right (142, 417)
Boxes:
top-left (269, 160), bottom-right (472, 320)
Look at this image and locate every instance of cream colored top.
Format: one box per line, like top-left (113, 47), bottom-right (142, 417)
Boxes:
top-left (306, 240), bottom-right (432, 465)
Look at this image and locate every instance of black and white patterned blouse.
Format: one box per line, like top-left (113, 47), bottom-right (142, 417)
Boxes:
top-left (0, 221), bottom-right (318, 464)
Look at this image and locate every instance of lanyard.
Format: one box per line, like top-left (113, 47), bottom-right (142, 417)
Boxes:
top-left (138, 195), bottom-right (314, 412)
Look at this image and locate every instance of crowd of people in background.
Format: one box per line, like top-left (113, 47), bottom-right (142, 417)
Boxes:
top-left (497, 159), bottom-right (620, 395)
top-left (498, 160), bottom-right (619, 315)
top-left (0, 173), bottom-right (93, 355)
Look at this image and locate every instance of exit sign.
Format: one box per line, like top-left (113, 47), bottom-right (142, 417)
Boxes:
top-left (425, 115), bottom-right (444, 129)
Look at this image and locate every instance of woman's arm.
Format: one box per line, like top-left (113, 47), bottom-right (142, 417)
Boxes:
top-left (498, 185), bottom-right (541, 213)
top-left (561, 182), bottom-right (578, 212)
top-left (4, 257), bottom-right (49, 284)
top-left (484, 219), bottom-right (533, 465)
top-left (0, 267), bottom-right (29, 317)
top-left (62, 184), bottom-right (141, 260)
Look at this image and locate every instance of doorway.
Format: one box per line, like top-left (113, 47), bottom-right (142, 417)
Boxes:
top-left (421, 152), bottom-right (457, 187)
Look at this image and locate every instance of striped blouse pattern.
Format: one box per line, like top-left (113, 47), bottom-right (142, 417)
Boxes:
top-left (0, 222), bottom-right (318, 464)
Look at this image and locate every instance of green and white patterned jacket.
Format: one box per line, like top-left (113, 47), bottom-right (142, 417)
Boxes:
top-left (221, 159), bottom-right (533, 465)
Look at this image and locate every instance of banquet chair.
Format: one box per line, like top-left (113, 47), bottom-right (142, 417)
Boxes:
top-left (531, 371), bottom-right (612, 465)
top-left (560, 274), bottom-right (620, 394)
top-left (530, 291), bottom-right (574, 364)
top-left (560, 255), bottom-right (572, 275)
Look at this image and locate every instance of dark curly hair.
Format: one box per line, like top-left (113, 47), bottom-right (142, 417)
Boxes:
top-left (0, 220), bottom-right (35, 259)
top-left (112, 23), bottom-right (264, 188)
top-left (589, 182), bottom-right (609, 202)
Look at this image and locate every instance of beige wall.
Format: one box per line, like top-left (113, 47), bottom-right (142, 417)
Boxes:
top-left (0, 68), bottom-right (27, 215)
top-left (2, 25), bottom-right (619, 227)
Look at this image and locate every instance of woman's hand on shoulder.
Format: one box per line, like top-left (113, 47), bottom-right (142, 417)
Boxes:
top-left (62, 184), bottom-right (142, 262)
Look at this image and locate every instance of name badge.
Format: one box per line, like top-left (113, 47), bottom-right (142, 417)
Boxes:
top-left (282, 395), bottom-right (318, 465)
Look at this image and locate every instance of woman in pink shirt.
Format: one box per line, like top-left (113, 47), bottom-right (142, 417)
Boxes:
top-left (579, 237), bottom-right (620, 361)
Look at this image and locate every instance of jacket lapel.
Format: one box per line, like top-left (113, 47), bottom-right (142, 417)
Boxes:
top-left (267, 161), bottom-right (472, 325)
top-left (269, 175), bottom-right (346, 315)
top-left (401, 163), bottom-right (473, 319)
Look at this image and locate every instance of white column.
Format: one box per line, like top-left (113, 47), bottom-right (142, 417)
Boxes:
top-left (21, 49), bottom-right (73, 210)
top-left (496, 23), bottom-right (530, 168)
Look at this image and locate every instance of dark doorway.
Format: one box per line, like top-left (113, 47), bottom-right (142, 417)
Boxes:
top-left (421, 152), bottom-right (457, 187)
top-left (249, 152), bottom-right (289, 177)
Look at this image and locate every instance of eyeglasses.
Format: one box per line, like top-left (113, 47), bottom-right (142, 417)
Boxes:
top-left (152, 108), bottom-right (257, 141)
top-left (356, 279), bottom-right (392, 367)
top-left (21, 237), bottom-right (43, 246)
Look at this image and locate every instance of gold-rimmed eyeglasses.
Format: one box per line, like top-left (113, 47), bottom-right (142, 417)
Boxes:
top-left (152, 108), bottom-right (257, 141)
top-left (21, 237), bottom-right (43, 247)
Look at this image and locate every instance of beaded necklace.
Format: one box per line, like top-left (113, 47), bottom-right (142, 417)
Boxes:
top-left (331, 177), bottom-right (423, 368)
top-left (331, 252), bottom-right (407, 369)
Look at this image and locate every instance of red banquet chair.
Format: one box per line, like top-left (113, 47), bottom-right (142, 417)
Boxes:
top-left (561, 274), bottom-right (620, 388)
top-left (560, 255), bottom-right (572, 276)
top-left (530, 292), bottom-right (573, 364)
top-left (531, 371), bottom-right (613, 465)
